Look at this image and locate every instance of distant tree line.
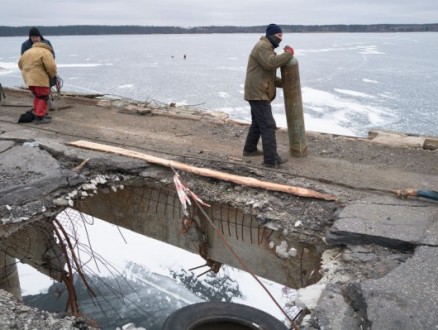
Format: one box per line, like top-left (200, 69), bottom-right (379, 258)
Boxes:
top-left (0, 24), bottom-right (437, 37)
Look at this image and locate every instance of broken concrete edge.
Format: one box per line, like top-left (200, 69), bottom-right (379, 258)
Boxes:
top-left (1, 135), bottom-right (333, 269)
top-left (292, 194), bottom-right (438, 328)
top-left (0, 287), bottom-right (105, 329)
top-left (325, 230), bottom-right (417, 251)
top-left (292, 246), bottom-right (393, 329)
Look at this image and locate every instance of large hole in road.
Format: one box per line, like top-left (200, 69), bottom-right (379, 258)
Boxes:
top-left (73, 180), bottom-right (325, 289)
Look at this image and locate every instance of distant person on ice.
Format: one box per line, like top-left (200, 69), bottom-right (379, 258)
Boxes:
top-left (18, 41), bottom-right (57, 124)
top-left (242, 23), bottom-right (294, 168)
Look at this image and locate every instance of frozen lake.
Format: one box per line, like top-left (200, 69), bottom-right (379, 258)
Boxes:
top-left (1, 32), bottom-right (437, 137)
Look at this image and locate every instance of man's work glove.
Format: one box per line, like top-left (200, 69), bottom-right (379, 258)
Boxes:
top-left (284, 45), bottom-right (294, 56)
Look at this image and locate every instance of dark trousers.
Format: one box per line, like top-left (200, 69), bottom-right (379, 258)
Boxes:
top-left (243, 100), bottom-right (278, 164)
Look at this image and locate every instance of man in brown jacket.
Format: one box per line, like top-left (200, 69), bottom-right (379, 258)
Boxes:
top-left (18, 42), bottom-right (57, 124)
top-left (243, 24), bottom-right (294, 167)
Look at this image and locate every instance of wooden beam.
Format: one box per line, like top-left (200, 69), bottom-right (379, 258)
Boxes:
top-left (68, 140), bottom-right (337, 201)
top-left (0, 102), bottom-right (33, 107)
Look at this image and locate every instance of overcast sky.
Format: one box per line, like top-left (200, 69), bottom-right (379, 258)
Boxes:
top-left (2, 0), bottom-right (437, 27)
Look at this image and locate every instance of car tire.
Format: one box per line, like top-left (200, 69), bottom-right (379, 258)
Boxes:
top-left (162, 301), bottom-right (288, 330)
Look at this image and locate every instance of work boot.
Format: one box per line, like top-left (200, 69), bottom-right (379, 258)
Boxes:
top-left (33, 116), bottom-right (52, 125)
top-left (263, 156), bottom-right (288, 168)
top-left (243, 149), bottom-right (263, 156)
top-left (44, 114), bottom-right (52, 119)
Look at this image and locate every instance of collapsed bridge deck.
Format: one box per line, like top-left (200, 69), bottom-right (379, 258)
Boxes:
top-left (0, 88), bottom-right (437, 329)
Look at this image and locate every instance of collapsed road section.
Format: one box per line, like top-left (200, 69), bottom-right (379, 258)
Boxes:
top-left (0, 89), bottom-right (437, 329)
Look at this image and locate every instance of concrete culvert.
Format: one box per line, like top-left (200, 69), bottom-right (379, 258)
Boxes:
top-left (162, 301), bottom-right (288, 330)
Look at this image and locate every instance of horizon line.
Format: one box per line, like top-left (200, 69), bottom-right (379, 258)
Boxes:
top-left (2, 23), bottom-right (438, 28)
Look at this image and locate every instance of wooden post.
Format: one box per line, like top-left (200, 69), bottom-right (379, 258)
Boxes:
top-left (281, 57), bottom-right (308, 157)
top-left (0, 83), bottom-right (6, 101)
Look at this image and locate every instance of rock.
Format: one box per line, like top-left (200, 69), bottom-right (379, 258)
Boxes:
top-left (0, 289), bottom-right (85, 329)
top-left (343, 245), bottom-right (378, 263)
top-left (295, 284), bottom-right (326, 310)
top-left (313, 283), bottom-right (363, 330)
top-left (53, 197), bottom-right (70, 206)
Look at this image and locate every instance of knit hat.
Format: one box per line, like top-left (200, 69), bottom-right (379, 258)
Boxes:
top-left (29, 27), bottom-right (42, 38)
top-left (265, 24), bottom-right (282, 36)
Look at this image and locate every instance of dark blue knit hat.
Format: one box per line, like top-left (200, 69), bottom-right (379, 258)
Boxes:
top-left (29, 27), bottom-right (42, 38)
top-left (265, 24), bottom-right (282, 36)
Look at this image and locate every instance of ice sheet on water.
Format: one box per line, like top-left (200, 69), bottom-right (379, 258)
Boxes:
top-left (363, 78), bottom-right (379, 84)
top-left (301, 87), bottom-right (397, 135)
top-left (0, 61), bottom-right (18, 72)
top-left (58, 63), bottom-right (113, 68)
top-left (119, 84), bottom-right (135, 89)
top-left (357, 45), bottom-right (385, 55)
top-left (218, 91), bottom-right (230, 98)
top-left (334, 89), bottom-right (376, 99)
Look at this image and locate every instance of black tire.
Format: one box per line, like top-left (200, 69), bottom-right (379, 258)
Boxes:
top-left (162, 301), bottom-right (288, 330)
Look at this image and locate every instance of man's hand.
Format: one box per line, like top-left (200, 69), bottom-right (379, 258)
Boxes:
top-left (284, 45), bottom-right (294, 55)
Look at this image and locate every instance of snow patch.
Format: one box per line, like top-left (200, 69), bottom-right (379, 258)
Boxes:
top-left (295, 284), bottom-right (326, 310)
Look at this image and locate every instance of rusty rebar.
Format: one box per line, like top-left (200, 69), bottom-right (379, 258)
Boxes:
top-left (174, 173), bottom-right (297, 327)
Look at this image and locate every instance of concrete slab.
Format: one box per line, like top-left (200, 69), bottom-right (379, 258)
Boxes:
top-left (368, 129), bottom-right (438, 150)
top-left (0, 144), bottom-right (70, 205)
top-left (361, 246), bottom-right (438, 330)
top-left (326, 196), bottom-right (438, 249)
top-left (0, 140), bottom-right (14, 153)
top-left (313, 284), bottom-right (362, 330)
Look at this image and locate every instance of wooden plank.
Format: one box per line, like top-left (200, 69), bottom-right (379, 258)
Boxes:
top-left (0, 101), bottom-right (33, 107)
top-left (68, 140), bottom-right (337, 201)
